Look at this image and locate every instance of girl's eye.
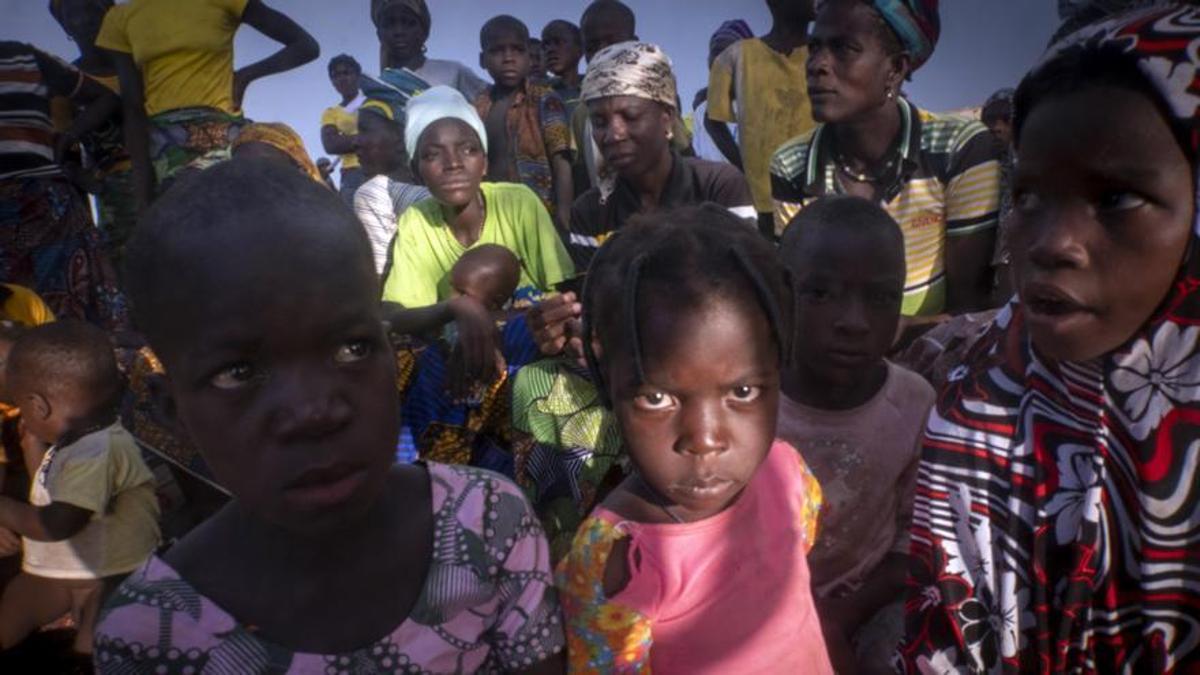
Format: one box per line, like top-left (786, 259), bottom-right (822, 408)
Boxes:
top-left (634, 391), bottom-right (674, 411)
top-left (1097, 191), bottom-right (1147, 212)
top-left (334, 339), bottom-right (373, 364)
top-left (730, 385), bottom-right (761, 402)
top-left (211, 363), bottom-right (259, 390)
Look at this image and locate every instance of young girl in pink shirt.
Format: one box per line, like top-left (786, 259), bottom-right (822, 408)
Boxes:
top-left (556, 204), bottom-right (833, 673)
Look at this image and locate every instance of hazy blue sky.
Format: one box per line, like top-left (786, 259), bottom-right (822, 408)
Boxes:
top-left (9, 1), bottom-right (1059, 169)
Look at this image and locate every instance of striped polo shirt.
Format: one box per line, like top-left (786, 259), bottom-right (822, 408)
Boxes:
top-left (770, 99), bottom-right (1001, 316)
top-left (0, 43), bottom-right (79, 181)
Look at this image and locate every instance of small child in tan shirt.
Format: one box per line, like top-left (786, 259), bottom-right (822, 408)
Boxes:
top-left (0, 320), bottom-right (159, 656)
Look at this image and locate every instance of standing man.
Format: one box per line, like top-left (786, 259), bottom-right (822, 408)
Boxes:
top-left (320, 54), bottom-right (366, 204)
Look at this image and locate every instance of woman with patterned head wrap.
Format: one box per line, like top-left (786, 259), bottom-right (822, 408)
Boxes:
top-left (900, 4), bottom-right (1200, 671)
top-left (560, 41), bottom-right (754, 269)
top-left (370, 0), bottom-right (488, 101)
top-left (771, 0), bottom-right (1002, 321)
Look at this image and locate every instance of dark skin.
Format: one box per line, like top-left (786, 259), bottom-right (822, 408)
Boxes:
top-left (354, 109), bottom-right (413, 181)
top-left (0, 379), bottom-right (118, 549)
top-left (779, 224), bottom-right (907, 671)
top-left (480, 27), bottom-right (575, 227)
top-left (380, 119), bottom-right (500, 397)
top-left (106, 0), bottom-right (319, 210)
top-left (480, 28), bottom-right (530, 182)
top-left (527, 96), bottom-right (673, 359)
top-left (320, 62), bottom-right (361, 159)
top-left (781, 225), bottom-right (903, 410)
top-left (450, 245), bottom-right (521, 315)
top-left (148, 204), bottom-right (435, 655)
top-left (150, 183), bottom-right (564, 673)
top-left (542, 22), bottom-right (582, 87)
top-left (706, 0), bottom-right (815, 168)
top-left (53, 0), bottom-right (118, 194)
top-left (579, 7), bottom-right (636, 62)
top-left (376, 4), bottom-right (428, 71)
top-left (529, 38), bottom-right (546, 79)
top-left (808, 0), bottom-right (994, 315)
top-left (54, 0), bottom-right (114, 76)
top-left (1009, 85), bottom-right (1194, 363)
top-left (598, 295), bottom-right (780, 593)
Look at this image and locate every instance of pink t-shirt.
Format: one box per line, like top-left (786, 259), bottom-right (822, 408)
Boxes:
top-left (558, 440), bottom-right (833, 674)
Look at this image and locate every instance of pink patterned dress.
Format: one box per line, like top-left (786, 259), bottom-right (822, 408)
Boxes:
top-left (93, 463), bottom-right (564, 673)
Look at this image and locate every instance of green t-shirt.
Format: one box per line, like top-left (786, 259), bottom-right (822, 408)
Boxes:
top-left (382, 182), bottom-right (575, 307)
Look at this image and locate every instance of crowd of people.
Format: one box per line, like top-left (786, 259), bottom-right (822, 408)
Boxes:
top-left (1, 0), bottom-right (1198, 672)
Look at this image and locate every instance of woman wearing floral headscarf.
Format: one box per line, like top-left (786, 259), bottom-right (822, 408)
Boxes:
top-left (561, 41), bottom-right (754, 269)
top-left (771, 0), bottom-right (1002, 320)
top-left (900, 4), bottom-right (1200, 672)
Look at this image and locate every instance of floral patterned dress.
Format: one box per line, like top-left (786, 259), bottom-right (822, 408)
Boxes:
top-left (93, 463), bottom-right (565, 673)
top-left (900, 10), bottom-right (1200, 673)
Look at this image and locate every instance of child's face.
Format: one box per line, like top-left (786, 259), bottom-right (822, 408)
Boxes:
top-left (451, 266), bottom-right (513, 312)
top-left (542, 26), bottom-right (582, 76)
top-left (1009, 85), bottom-right (1194, 362)
top-left (376, 5), bottom-right (427, 65)
top-left (159, 237), bottom-right (399, 535)
top-left (329, 62), bottom-right (360, 100)
top-left (416, 119), bottom-right (487, 208)
top-left (787, 227), bottom-right (902, 388)
top-left (604, 296), bottom-right (780, 521)
top-left (581, 13), bottom-right (635, 62)
top-left (480, 29), bottom-right (532, 90)
top-left (529, 39), bottom-right (545, 76)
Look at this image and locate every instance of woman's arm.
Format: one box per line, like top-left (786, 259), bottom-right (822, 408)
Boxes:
top-left (108, 51), bottom-right (155, 210)
top-left (321, 123), bottom-right (357, 156)
top-left (233, 0), bottom-right (319, 109)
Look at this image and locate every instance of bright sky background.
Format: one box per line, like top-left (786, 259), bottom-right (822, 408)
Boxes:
top-left (9, 0), bottom-right (1060, 170)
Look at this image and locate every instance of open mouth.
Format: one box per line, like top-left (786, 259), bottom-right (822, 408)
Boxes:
top-left (1023, 283), bottom-right (1090, 318)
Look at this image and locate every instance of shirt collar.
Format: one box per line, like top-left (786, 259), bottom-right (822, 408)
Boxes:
top-left (802, 98), bottom-right (922, 200)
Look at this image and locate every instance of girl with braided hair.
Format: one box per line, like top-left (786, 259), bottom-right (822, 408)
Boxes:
top-left (556, 204), bottom-right (833, 673)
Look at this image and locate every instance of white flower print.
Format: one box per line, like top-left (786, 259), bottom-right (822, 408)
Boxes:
top-left (999, 572), bottom-right (1035, 659)
top-left (1044, 444), bottom-right (1102, 546)
top-left (1143, 55), bottom-right (1200, 118)
top-left (1110, 322), bottom-right (1200, 440)
top-left (916, 648), bottom-right (970, 675)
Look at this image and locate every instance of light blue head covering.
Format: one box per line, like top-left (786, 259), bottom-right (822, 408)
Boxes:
top-left (404, 85), bottom-right (488, 156)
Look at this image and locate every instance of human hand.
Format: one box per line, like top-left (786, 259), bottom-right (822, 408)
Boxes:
top-left (0, 527), bottom-right (19, 557)
top-left (53, 130), bottom-right (78, 166)
top-left (446, 295), bottom-right (500, 399)
top-left (528, 293), bottom-right (584, 360)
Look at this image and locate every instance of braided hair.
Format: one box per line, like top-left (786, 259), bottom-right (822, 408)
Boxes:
top-left (581, 204), bottom-right (791, 408)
